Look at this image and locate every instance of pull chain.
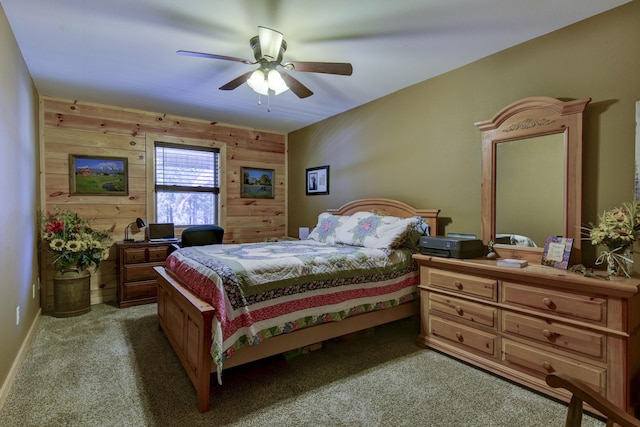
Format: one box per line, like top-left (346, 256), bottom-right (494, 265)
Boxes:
top-left (256, 92), bottom-right (272, 112)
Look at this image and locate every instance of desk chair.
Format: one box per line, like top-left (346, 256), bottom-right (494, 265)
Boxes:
top-left (181, 225), bottom-right (224, 247)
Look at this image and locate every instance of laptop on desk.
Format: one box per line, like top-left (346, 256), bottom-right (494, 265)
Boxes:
top-left (147, 223), bottom-right (178, 242)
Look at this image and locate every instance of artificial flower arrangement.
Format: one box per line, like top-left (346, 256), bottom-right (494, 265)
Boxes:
top-left (585, 200), bottom-right (640, 277)
top-left (41, 207), bottom-right (112, 272)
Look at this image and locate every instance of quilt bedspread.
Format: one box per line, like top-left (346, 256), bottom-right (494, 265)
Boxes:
top-left (164, 240), bottom-right (419, 379)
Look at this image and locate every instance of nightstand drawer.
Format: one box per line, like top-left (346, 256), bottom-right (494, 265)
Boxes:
top-left (429, 293), bottom-right (497, 328)
top-left (148, 246), bottom-right (171, 261)
top-left (429, 315), bottom-right (497, 356)
top-left (502, 339), bottom-right (605, 394)
top-left (428, 269), bottom-right (497, 301)
top-left (123, 263), bottom-right (163, 282)
top-left (502, 312), bottom-right (605, 359)
top-left (123, 280), bottom-right (157, 301)
top-left (124, 248), bottom-right (148, 264)
top-left (502, 282), bottom-right (606, 324)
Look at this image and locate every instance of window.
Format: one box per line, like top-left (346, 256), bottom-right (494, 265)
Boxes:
top-left (154, 142), bottom-right (220, 226)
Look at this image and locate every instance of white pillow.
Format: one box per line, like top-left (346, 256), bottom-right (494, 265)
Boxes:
top-left (336, 214), bottom-right (419, 249)
top-left (307, 213), bottom-right (349, 245)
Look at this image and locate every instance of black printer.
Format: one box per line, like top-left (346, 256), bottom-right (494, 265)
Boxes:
top-left (419, 235), bottom-right (484, 259)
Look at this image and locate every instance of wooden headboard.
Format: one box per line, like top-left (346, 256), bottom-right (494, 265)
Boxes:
top-left (326, 198), bottom-right (440, 235)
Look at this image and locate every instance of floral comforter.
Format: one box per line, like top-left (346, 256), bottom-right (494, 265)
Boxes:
top-left (165, 240), bottom-right (419, 381)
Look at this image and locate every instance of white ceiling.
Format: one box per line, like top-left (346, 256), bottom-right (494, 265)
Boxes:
top-left (1, 0), bottom-right (630, 133)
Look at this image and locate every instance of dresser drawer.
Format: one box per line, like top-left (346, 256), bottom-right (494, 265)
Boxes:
top-left (123, 263), bottom-right (164, 282)
top-left (429, 315), bottom-right (497, 356)
top-left (502, 312), bottom-right (605, 359)
top-left (502, 339), bottom-right (605, 395)
top-left (501, 282), bottom-right (606, 324)
top-left (429, 293), bottom-right (497, 328)
top-left (148, 245), bottom-right (171, 261)
top-left (428, 269), bottom-right (497, 301)
top-left (123, 280), bottom-right (157, 301)
top-left (124, 248), bottom-right (148, 264)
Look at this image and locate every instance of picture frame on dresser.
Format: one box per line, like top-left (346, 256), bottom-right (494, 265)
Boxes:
top-left (541, 237), bottom-right (573, 269)
top-left (69, 154), bottom-right (128, 196)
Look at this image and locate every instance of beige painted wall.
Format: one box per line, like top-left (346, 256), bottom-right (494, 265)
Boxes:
top-left (288, 2), bottom-right (640, 267)
top-left (0, 4), bottom-right (40, 400)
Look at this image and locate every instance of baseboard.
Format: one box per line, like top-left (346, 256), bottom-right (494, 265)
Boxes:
top-left (0, 308), bottom-right (41, 411)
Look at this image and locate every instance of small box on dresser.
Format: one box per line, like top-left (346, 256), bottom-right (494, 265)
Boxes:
top-left (413, 254), bottom-right (640, 419)
top-left (116, 241), bottom-right (174, 308)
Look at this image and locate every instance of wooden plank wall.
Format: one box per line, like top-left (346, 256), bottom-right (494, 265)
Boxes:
top-left (40, 97), bottom-right (287, 312)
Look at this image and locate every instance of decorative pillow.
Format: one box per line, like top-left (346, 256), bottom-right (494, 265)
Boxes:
top-left (336, 214), bottom-right (419, 250)
top-left (307, 213), bottom-right (350, 245)
top-left (401, 216), bottom-right (431, 252)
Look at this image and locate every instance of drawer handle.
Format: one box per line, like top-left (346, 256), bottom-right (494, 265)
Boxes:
top-left (455, 305), bottom-right (464, 316)
top-left (542, 361), bottom-right (554, 372)
top-left (454, 281), bottom-right (463, 290)
top-left (542, 329), bottom-right (553, 339)
top-left (542, 297), bottom-right (554, 308)
top-left (455, 331), bottom-right (463, 342)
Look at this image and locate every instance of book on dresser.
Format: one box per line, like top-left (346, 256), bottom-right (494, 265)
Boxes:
top-left (497, 258), bottom-right (528, 268)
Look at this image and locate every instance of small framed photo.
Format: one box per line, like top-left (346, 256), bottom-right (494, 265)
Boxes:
top-left (306, 165), bottom-right (329, 195)
top-left (542, 236), bottom-right (573, 269)
top-left (241, 167), bottom-right (275, 199)
top-left (69, 155), bottom-right (128, 196)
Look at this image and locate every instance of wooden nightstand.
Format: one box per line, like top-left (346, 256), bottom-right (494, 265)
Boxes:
top-left (116, 241), bottom-right (175, 307)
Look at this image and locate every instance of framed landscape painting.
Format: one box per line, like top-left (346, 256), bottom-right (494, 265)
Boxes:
top-left (241, 167), bottom-right (275, 199)
top-left (69, 155), bottom-right (128, 196)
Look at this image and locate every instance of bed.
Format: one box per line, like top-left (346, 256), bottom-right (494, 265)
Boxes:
top-left (154, 198), bottom-right (440, 412)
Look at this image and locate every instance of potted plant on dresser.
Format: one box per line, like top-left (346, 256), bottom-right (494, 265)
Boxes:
top-left (40, 207), bottom-right (112, 317)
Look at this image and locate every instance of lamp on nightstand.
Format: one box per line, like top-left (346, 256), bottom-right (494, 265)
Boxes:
top-left (124, 218), bottom-right (147, 242)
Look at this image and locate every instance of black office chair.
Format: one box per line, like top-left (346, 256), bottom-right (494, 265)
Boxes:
top-left (180, 225), bottom-right (224, 247)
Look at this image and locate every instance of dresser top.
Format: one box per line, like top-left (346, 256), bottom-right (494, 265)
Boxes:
top-left (413, 254), bottom-right (640, 298)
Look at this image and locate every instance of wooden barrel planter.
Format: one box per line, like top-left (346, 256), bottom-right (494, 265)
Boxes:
top-left (53, 265), bottom-right (91, 317)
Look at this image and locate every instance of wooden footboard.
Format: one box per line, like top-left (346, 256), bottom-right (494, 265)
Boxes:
top-left (154, 266), bottom-right (419, 412)
top-left (155, 266), bottom-right (215, 412)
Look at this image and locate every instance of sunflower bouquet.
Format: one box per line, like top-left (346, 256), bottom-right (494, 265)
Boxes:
top-left (41, 207), bottom-right (112, 272)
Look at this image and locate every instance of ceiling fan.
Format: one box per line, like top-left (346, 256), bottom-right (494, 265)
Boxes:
top-left (177, 26), bottom-right (353, 99)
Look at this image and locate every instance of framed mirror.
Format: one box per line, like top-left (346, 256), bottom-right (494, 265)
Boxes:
top-left (475, 96), bottom-right (591, 263)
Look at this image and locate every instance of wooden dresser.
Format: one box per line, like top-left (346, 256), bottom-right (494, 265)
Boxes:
top-left (413, 254), bottom-right (640, 417)
top-left (116, 241), bottom-right (174, 308)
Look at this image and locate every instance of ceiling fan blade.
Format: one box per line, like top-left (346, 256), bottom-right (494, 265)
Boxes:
top-left (177, 50), bottom-right (254, 64)
top-left (258, 26), bottom-right (284, 61)
top-left (279, 72), bottom-right (313, 99)
top-left (219, 71), bottom-right (255, 90)
top-left (284, 61), bottom-right (353, 76)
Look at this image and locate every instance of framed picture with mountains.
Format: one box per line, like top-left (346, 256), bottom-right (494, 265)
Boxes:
top-left (69, 155), bottom-right (129, 196)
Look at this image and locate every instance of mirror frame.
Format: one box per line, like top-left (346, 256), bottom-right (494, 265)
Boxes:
top-left (475, 96), bottom-right (591, 263)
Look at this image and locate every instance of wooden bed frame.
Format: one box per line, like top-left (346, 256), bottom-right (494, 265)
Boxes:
top-left (154, 198), bottom-right (440, 412)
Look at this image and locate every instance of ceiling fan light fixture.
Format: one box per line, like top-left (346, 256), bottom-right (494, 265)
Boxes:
top-left (247, 69), bottom-right (268, 95)
top-left (267, 69), bottom-right (289, 95)
top-left (258, 26), bottom-right (284, 61)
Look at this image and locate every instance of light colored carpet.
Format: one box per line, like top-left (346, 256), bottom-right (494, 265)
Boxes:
top-left (0, 303), bottom-right (605, 427)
